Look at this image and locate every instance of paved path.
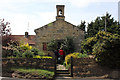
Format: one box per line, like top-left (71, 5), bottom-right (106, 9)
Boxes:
top-left (56, 64), bottom-right (67, 70)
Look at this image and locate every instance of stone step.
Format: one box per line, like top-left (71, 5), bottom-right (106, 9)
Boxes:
top-left (55, 76), bottom-right (72, 79)
top-left (56, 71), bottom-right (70, 74)
top-left (56, 70), bottom-right (69, 74)
top-left (56, 70), bottom-right (69, 72)
top-left (56, 74), bottom-right (71, 77)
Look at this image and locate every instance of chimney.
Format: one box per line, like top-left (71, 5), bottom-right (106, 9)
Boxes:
top-left (25, 32), bottom-right (29, 38)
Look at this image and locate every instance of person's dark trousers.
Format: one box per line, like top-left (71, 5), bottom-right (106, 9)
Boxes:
top-left (60, 55), bottom-right (63, 64)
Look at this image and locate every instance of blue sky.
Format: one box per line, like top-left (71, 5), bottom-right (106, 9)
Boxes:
top-left (0, 0), bottom-right (119, 35)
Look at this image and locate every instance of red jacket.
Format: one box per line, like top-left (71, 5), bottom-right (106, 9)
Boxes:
top-left (59, 49), bottom-right (64, 55)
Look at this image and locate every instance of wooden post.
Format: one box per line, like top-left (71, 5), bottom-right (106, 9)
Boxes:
top-left (71, 56), bottom-right (73, 77)
top-left (54, 57), bottom-right (56, 77)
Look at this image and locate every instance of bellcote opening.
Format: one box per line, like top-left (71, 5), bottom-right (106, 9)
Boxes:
top-left (58, 9), bottom-right (62, 16)
top-left (56, 5), bottom-right (65, 20)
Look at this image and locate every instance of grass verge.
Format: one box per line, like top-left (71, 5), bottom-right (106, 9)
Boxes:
top-left (11, 67), bottom-right (54, 79)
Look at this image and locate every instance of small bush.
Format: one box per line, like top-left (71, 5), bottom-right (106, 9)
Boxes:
top-left (63, 61), bottom-right (66, 66)
top-left (65, 54), bottom-right (77, 65)
top-left (2, 49), bottom-right (12, 57)
top-left (33, 55), bottom-right (52, 59)
top-left (65, 52), bottom-right (89, 69)
top-left (81, 37), bottom-right (97, 54)
top-left (38, 51), bottom-right (45, 56)
top-left (20, 43), bottom-right (32, 51)
top-left (73, 52), bottom-right (89, 58)
top-left (22, 50), bottom-right (33, 58)
top-left (5, 41), bottom-right (47, 58)
top-left (31, 48), bottom-right (39, 55)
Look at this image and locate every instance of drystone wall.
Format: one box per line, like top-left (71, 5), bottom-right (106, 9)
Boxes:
top-left (2, 58), bottom-right (55, 77)
top-left (72, 58), bottom-right (120, 79)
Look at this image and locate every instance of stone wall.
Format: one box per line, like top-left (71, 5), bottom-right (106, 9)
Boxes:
top-left (2, 58), bottom-right (55, 77)
top-left (72, 58), bottom-right (120, 79)
top-left (35, 19), bottom-right (84, 52)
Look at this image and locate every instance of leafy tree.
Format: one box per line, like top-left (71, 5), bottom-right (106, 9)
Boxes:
top-left (1, 19), bottom-right (12, 46)
top-left (77, 21), bottom-right (86, 31)
top-left (77, 21), bottom-right (87, 38)
top-left (47, 37), bottom-right (75, 55)
top-left (47, 40), bottom-right (59, 51)
top-left (62, 37), bottom-right (75, 55)
top-left (0, 19), bottom-right (11, 36)
top-left (87, 12), bottom-right (119, 38)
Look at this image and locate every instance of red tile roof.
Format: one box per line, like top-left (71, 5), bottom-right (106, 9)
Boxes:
top-left (9, 35), bottom-right (35, 45)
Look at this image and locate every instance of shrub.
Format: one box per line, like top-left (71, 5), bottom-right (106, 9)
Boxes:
top-left (81, 37), bottom-right (97, 54)
top-left (20, 43), bottom-right (32, 51)
top-left (93, 32), bottom-right (120, 68)
top-left (22, 50), bottom-right (33, 58)
top-left (65, 53), bottom-right (77, 65)
top-left (62, 36), bottom-right (75, 55)
top-left (2, 48), bottom-right (13, 58)
top-left (82, 31), bottom-right (120, 69)
top-left (33, 55), bottom-right (52, 58)
top-left (48, 36), bottom-right (75, 55)
top-left (12, 50), bottom-right (22, 57)
top-left (73, 52), bottom-right (89, 58)
top-left (5, 40), bottom-right (47, 58)
top-left (47, 40), bottom-right (59, 51)
top-left (65, 52), bottom-right (89, 69)
top-left (63, 61), bottom-right (66, 66)
top-left (38, 51), bottom-right (45, 56)
top-left (31, 48), bottom-right (39, 55)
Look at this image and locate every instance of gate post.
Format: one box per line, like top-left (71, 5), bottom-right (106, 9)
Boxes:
top-left (54, 57), bottom-right (56, 77)
top-left (70, 56), bottom-right (73, 77)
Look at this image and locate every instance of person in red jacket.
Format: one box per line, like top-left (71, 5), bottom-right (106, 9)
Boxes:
top-left (59, 48), bottom-right (65, 64)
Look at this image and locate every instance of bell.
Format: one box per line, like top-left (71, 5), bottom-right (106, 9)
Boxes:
top-left (60, 11), bottom-right (62, 14)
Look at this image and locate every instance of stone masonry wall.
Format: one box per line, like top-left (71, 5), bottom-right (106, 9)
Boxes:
top-left (2, 58), bottom-right (55, 77)
top-left (35, 19), bottom-right (84, 52)
top-left (72, 58), bottom-right (120, 79)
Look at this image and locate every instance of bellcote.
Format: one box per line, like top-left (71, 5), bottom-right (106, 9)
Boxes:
top-left (56, 5), bottom-right (65, 20)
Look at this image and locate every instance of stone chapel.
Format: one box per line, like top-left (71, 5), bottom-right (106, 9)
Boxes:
top-left (34, 5), bottom-right (84, 52)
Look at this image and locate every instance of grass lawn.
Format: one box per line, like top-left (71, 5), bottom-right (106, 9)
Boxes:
top-left (11, 67), bottom-right (54, 79)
